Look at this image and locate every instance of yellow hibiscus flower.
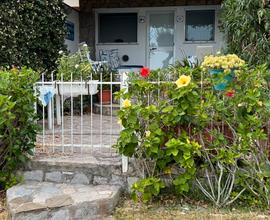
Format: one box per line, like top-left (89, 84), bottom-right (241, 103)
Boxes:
top-left (123, 99), bottom-right (131, 108)
top-left (175, 75), bottom-right (191, 88)
top-left (257, 101), bottom-right (263, 107)
top-left (145, 130), bottom-right (151, 137)
top-left (117, 119), bottom-right (122, 125)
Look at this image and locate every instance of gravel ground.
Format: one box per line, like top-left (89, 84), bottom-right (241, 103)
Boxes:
top-left (0, 191), bottom-right (7, 220)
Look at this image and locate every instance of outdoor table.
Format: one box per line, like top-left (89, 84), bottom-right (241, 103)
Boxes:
top-left (36, 81), bottom-right (99, 129)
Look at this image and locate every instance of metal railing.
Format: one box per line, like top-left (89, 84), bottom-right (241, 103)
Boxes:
top-left (35, 71), bottom-right (129, 172)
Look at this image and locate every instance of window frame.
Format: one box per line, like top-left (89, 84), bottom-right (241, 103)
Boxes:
top-left (97, 12), bottom-right (139, 44)
top-left (184, 9), bottom-right (216, 43)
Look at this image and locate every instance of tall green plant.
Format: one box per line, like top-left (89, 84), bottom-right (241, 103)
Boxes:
top-left (0, 0), bottom-right (66, 72)
top-left (0, 68), bottom-right (38, 188)
top-left (220, 0), bottom-right (270, 67)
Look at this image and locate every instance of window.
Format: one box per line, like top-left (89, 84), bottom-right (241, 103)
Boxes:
top-left (185, 10), bottom-right (215, 42)
top-left (65, 21), bottom-right (75, 41)
top-left (98, 13), bottom-right (138, 43)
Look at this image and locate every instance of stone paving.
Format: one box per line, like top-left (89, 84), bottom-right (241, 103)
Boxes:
top-left (36, 114), bottom-right (121, 154)
top-left (7, 152), bottom-right (139, 220)
top-left (7, 182), bottom-right (121, 220)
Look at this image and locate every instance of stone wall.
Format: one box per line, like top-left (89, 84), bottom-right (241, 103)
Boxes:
top-left (79, 0), bottom-right (222, 58)
top-left (22, 156), bottom-right (140, 192)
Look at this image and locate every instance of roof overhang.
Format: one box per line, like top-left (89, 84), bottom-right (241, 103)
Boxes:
top-left (80, 0), bottom-right (222, 10)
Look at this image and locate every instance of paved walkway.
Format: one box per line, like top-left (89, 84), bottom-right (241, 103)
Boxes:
top-left (36, 114), bottom-right (121, 154)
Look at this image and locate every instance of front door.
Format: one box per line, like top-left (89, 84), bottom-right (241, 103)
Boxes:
top-left (147, 12), bottom-right (175, 70)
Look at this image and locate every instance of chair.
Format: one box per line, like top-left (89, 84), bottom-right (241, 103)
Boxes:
top-left (86, 53), bottom-right (108, 74)
top-left (78, 42), bottom-right (108, 74)
top-left (99, 49), bottom-right (120, 70)
top-left (187, 56), bottom-right (198, 68)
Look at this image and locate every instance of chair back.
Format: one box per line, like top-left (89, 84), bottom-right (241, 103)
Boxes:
top-left (99, 49), bottom-right (120, 69)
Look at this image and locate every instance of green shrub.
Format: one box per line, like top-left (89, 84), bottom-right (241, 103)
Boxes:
top-left (0, 0), bottom-right (66, 72)
top-left (56, 44), bottom-right (92, 81)
top-left (0, 68), bottom-right (38, 189)
top-left (220, 0), bottom-right (270, 67)
top-left (115, 61), bottom-right (270, 206)
top-left (131, 177), bottom-right (165, 203)
top-left (56, 44), bottom-right (116, 90)
top-left (237, 149), bottom-right (270, 206)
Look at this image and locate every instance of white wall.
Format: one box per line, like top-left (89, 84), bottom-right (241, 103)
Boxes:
top-left (64, 0), bottom-right (79, 7)
top-left (65, 8), bottom-right (80, 54)
top-left (175, 6), bottom-right (225, 62)
top-left (95, 5), bottom-right (225, 67)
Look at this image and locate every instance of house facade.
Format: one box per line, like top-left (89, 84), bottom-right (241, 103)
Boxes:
top-left (64, 3), bottom-right (80, 53)
top-left (79, 0), bottom-right (223, 69)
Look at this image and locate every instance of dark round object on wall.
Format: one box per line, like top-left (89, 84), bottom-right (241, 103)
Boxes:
top-left (122, 55), bottom-right (129, 62)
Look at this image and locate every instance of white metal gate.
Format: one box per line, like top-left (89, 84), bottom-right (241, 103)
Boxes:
top-left (35, 71), bottom-right (129, 172)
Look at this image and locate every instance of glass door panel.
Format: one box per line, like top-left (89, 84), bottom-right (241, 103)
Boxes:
top-left (148, 12), bottom-right (175, 70)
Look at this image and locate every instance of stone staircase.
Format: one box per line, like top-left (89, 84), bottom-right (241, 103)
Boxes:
top-left (6, 150), bottom-right (138, 220)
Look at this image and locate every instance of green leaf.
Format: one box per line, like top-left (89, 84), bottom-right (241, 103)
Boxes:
top-left (183, 152), bottom-right (191, 160)
top-left (162, 106), bottom-right (174, 113)
top-left (166, 148), bottom-right (179, 156)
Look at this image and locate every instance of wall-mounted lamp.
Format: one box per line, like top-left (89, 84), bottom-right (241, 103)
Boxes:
top-left (176, 15), bottom-right (184, 23)
top-left (139, 16), bottom-right (146, 23)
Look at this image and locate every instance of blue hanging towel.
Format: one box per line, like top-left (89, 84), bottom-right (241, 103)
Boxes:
top-left (38, 86), bottom-right (55, 106)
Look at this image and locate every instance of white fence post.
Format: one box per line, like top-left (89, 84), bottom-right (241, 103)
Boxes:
top-left (47, 100), bottom-right (52, 130)
top-left (120, 72), bottom-right (129, 173)
top-left (56, 94), bottom-right (61, 125)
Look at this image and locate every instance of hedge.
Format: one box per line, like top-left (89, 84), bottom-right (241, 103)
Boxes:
top-left (0, 68), bottom-right (38, 189)
top-left (220, 0), bottom-right (270, 68)
top-left (0, 0), bottom-right (66, 72)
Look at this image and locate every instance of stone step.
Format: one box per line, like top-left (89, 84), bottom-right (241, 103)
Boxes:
top-left (7, 182), bottom-right (121, 220)
top-left (21, 154), bottom-right (130, 189)
top-left (93, 103), bottom-right (120, 116)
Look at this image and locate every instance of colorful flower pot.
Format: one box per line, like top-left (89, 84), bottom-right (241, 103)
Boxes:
top-left (98, 89), bottom-right (111, 104)
top-left (209, 69), bottom-right (235, 91)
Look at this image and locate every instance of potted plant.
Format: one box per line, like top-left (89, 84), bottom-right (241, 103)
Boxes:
top-left (96, 65), bottom-right (116, 104)
top-left (201, 54), bottom-right (245, 91)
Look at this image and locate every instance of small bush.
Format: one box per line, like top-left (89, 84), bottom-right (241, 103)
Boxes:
top-left (0, 68), bottom-right (38, 189)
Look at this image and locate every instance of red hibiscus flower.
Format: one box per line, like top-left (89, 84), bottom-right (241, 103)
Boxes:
top-left (140, 67), bottom-right (150, 78)
top-left (225, 90), bottom-right (235, 97)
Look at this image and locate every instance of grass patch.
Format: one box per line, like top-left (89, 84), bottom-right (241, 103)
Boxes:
top-left (114, 195), bottom-right (270, 220)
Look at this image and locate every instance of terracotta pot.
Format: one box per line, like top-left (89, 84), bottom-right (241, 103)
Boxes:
top-left (98, 90), bottom-right (111, 104)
